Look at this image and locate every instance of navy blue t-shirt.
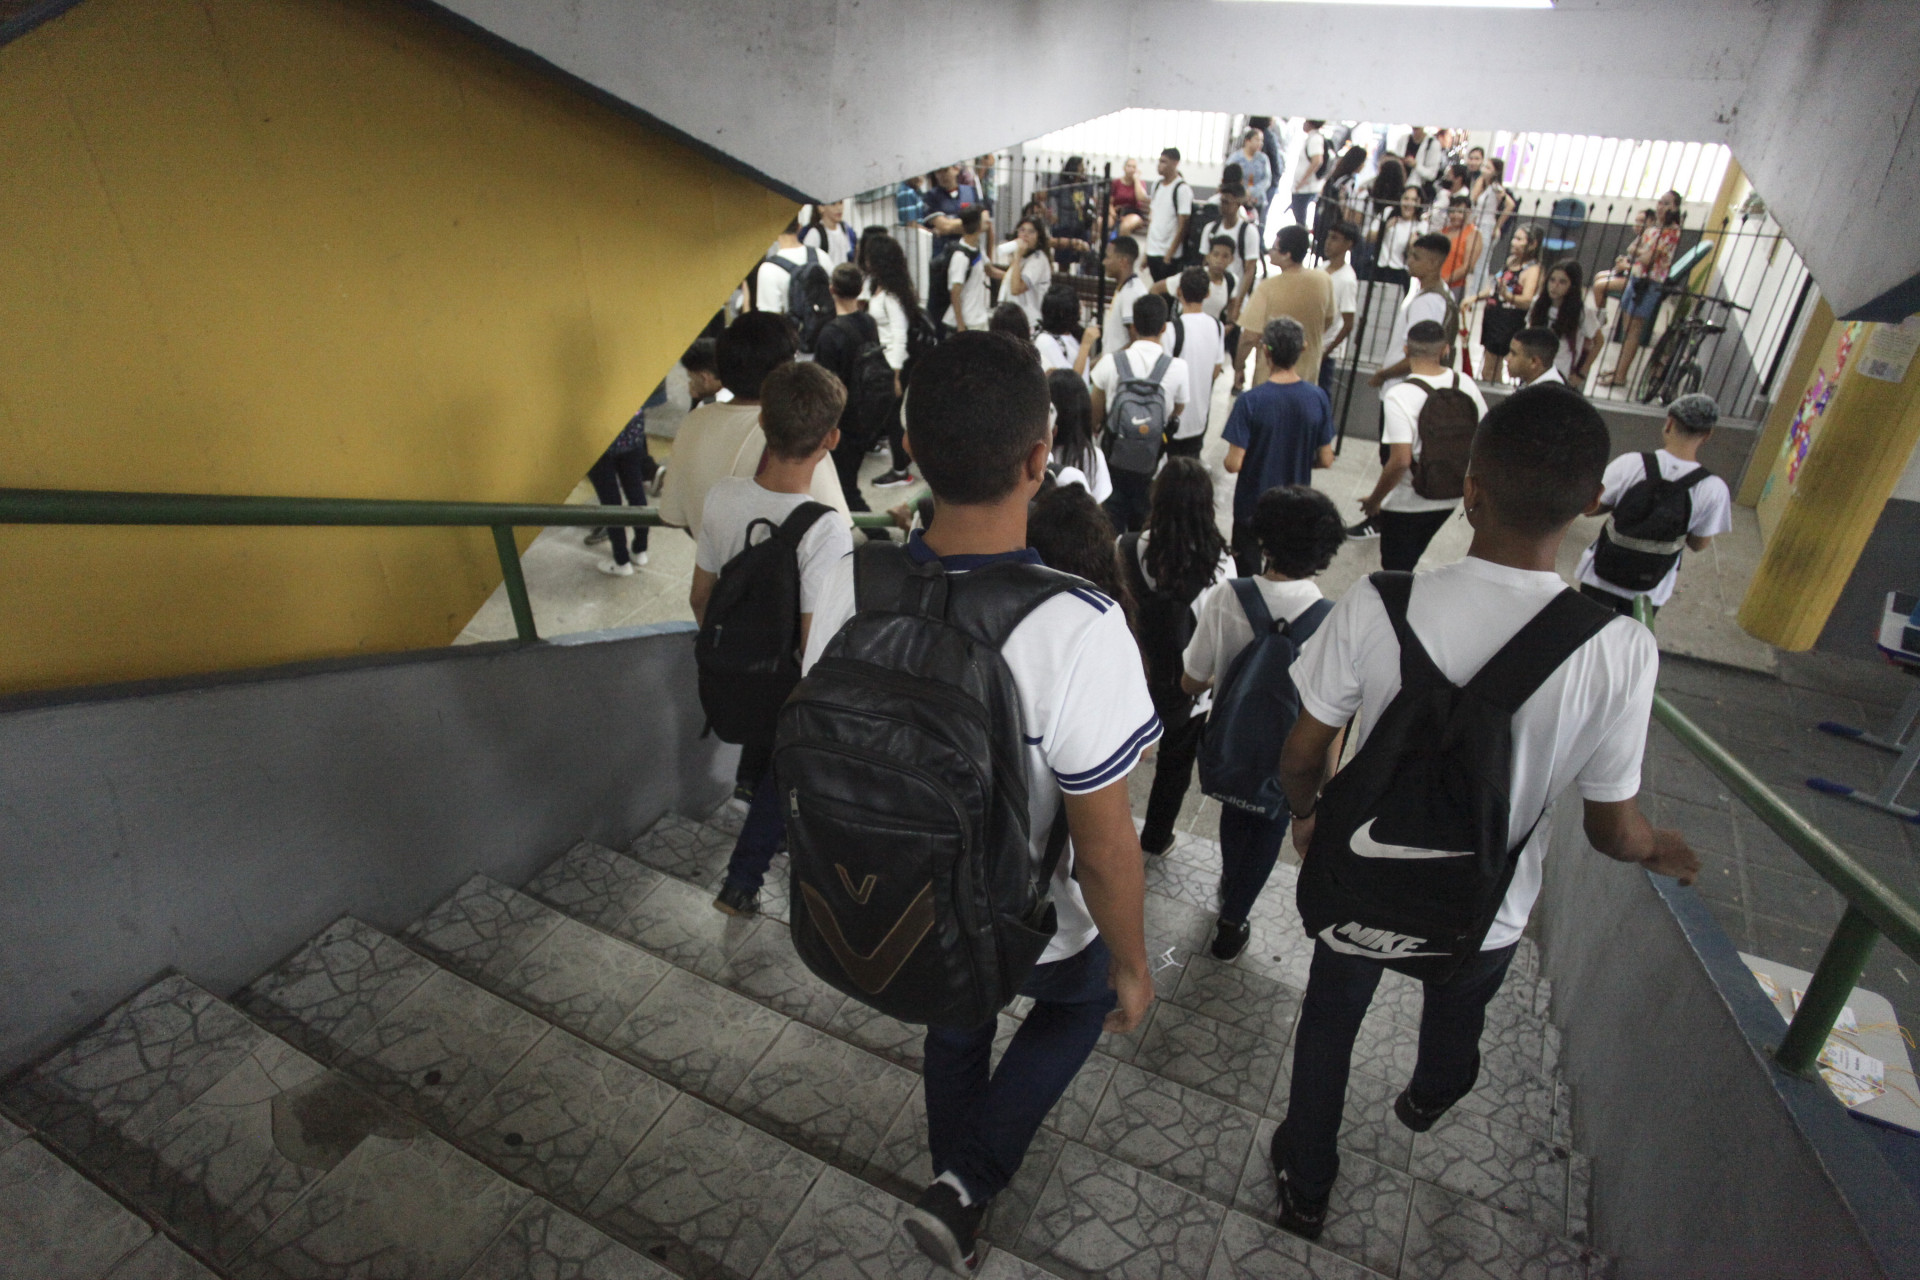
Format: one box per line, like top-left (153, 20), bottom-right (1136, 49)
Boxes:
top-left (1221, 380), bottom-right (1334, 522)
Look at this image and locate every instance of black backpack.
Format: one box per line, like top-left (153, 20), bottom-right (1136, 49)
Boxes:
top-left (1197, 583), bottom-right (1332, 819)
top-left (1591, 453), bottom-right (1711, 592)
top-left (758, 248), bottom-right (834, 353)
top-left (1404, 373), bottom-right (1479, 500)
top-left (1296, 573), bottom-right (1615, 981)
top-left (774, 543), bottom-right (1084, 1028)
top-left (827, 313), bottom-right (895, 444)
top-left (1118, 533), bottom-right (1204, 722)
top-left (1179, 195), bottom-right (1219, 266)
top-left (694, 501), bottom-right (834, 748)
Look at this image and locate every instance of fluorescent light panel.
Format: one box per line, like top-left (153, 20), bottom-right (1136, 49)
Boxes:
top-left (1221, 0), bottom-right (1551, 7)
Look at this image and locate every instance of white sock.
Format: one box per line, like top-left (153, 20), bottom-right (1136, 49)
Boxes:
top-left (935, 1170), bottom-right (974, 1207)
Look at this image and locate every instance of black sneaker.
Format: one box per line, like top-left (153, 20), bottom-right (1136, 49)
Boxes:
top-left (1269, 1126), bottom-right (1332, 1242)
top-left (873, 468), bottom-right (918, 488)
top-left (904, 1181), bottom-right (986, 1275)
top-left (1346, 517), bottom-right (1380, 540)
top-left (712, 881), bottom-right (759, 917)
top-left (1139, 829), bottom-right (1174, 857)
top-left (1393, 1087), bottom-right (1453, 1133)
top-left (1211, 917), bottom-right (1252, 961)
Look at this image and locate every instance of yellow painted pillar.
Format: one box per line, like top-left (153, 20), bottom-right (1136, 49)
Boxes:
top-left (1739, 297), bottom-right (1834, 508)
top-left (1739, 319), bottom-right (1920, 649)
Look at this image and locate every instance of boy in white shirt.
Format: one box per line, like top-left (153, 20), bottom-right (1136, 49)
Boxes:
top-left (795, 333), bottom-right (1156, 1274)
top-left (1270, 383), bottom-right (1698, 1241)
top-left (946, 207), bottom-right (994, 332)
top-left (1143, 147), bottom-right (1194, 281)
top-left (694, 362), bottom-right (856, 915)
top-left (1089, 294), bottom-right (1191, 531)
top-left (1149, 238), bottom-right (1238, 322)
top-left (1505, 327), bottom-right (1564, 388)
top-left (1163, 268), bottom-right (1226, 457)
top-left (1197, 182), bottom-right (1264, 312)
top-left (1356, 320), bottom-right (1489, 570)
top-left (1367, 233), bottom-right (1456, 394)
top-left (1103, 236), bottom-right (1147, 349)
top-left (1319, 221), bottom-right (1360, 397)
top-left (1577, 393), bottom-right (1732, 619)
top-left (754, 217), bottom-right (824, 316)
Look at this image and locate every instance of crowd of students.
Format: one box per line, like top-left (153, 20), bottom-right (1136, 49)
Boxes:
top-left (588, 122), bottom-right (1741, 1274)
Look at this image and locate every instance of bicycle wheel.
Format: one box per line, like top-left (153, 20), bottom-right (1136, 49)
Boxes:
top-left (1676, 363), bottom-right (1703, 398)
top-left (1637, 327), bottom-right (1683, 404)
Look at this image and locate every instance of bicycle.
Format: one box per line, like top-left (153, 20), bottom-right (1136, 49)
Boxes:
top-left (1636, 288), bottom-right (1750, 405)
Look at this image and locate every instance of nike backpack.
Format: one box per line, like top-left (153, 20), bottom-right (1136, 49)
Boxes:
top-left (773, 542), bottom-right (1085, 1028)
top-left (1197, 582), bottom-right (1333, 819)
top-left (759, 248), bottom-right (834, 353)
top-left (1296, 572), bottom-right (1615, 981)
top-left (1405, 373), bottom-right (1479, 500)
top-left (1590, 453), bottom-right (1711, 592)
top-left (694, 502), bottom-right (833, 748)
top-left (1103, 349), bottom-right (1174, 477)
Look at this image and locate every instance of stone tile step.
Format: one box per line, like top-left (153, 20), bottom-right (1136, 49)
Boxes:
top-left (1, 974), bottom-right (668, 1280)
top-left (0, 1122), bottom-right (214, 1280)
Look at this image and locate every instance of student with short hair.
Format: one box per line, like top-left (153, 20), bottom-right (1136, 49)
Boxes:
top-left (1103, 235), bottom-right (1147, 347)
top-left (1506, 327), bottom-right (1563, 387)
top-left (1319, 221), bottom-right (1360, 398)
top-left (1163, 267), bottom-right (1227, 457)
top-left (1089, 293), bottom-right (1190, 532)
top-left (1270, 383), bottom-right (1699, 1242)
top-left (1181, 484), bottom-right (1344, 958)
top-left (680, 337), bottom-right (724, 407)
top-left (1357, 319), bottom-right (1488, 570)
top-left (1197, 182), bottom-right (1264, 310)
top-left (1290, 120), bottom-right (1331, 230)
top-left (814, 263), bottom-right (884, 511)
top-left (1149, 238), bottom-right (1239, 322)
top-left (945, 208), bottom-right (994, 333)
top-left (695, 362), bottom-right (857, 915)
top-left (988, 301), bottom-right (1033, 344)
top-left (1367, 232), bottom-right (1457, 395)
top-left (1234, 225), bottom-right (1337, 395)
top-left (1576, 392), bottom-right (1731, 619)
top-left (1221, 317), bottom-right (1335, 574)
top-left (753, 217), bottom-right (826, 316)
top-left (793, 333), bottom-right (1157, 1275)
top-left (1143, 147), bottom-right (1194, 281)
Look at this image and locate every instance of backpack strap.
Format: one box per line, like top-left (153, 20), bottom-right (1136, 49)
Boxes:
top-left (1113, 349), bottom-right (1133, 382)
top-left (770, 501), bottom-right (833, 550)
top-left (1229, 578), bottom-right (1276, 634)
top-left (1279, 597), bottom-right (1334, 644)
top-left (1119, 533), bottom-right (1150, 602)
top-left (1147, 352), bottom-right (1174, 383)
top-left (1674, 462), bottom-right (1712, 491)
top-left (1640, 451), bottom-right (1659, 483)
top-left (1463, 588), bottom-right (1617, 714)
top-left (1370, 571), bottom-right (1447, 689)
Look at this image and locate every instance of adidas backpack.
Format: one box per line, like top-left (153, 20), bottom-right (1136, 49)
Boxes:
top-left (758, 248), bottom-right (835, 353)
top-left (1590, 453), bottom-right (1711, 592)
top-left (1404, 373), bottom-right (1478, 500)
top-left (1296, 573), bottom-right (1614, 981)
top-left (774, 542), bottom-right (1085, 1028)
top-left (1104, 349), bottom-right (1174, 476)
top-left (1197, 582), bottom-right (1333, 819)
top-left (694, 501), bottom-right (833, 748)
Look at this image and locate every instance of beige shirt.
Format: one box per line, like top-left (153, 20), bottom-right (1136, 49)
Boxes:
top-left (657, 402), bottom-right (850, 540)
top-left (1238, 267), bottom-right (1338, 385)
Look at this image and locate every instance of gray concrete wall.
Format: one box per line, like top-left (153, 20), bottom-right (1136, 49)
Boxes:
top-left (1536, 801), bottom-right (1920, 1279)
top-left (0, 624), bottom-right (735, 1073)
top-left (1817, 497), bottom-right (1920, 664)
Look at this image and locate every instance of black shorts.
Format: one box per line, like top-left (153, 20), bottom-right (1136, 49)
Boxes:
top-left (1480, 305), bottom-right (1527, 355)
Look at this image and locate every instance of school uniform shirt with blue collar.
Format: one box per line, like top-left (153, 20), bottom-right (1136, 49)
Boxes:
top-left (800, 531), bottom-right (1162, 965)
top-left (1290, 556), bottom-right (1657, 951)
top-left (800, 221), bottom-right (858, 266)
top-left (946, 238), bottom-right (994, 330)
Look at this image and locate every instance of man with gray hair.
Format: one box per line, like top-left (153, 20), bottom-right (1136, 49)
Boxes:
top-left (1576, 392), bottom-right (1730, 618)
top-left (1220, 315), bottom-right (1335, 574)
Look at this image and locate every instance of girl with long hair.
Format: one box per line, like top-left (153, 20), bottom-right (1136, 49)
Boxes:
top-left (1028, 484), bottom-right (1136, 637)
top-left (1372, 185), bottom-right (1425, 290)
top-left (800, 199), bottom-right (857, 264)
top-left (1475, 223), bottom-right (1544, 381)
top-left (1122, 457), bottom-right (1234, 856)
top-left (863, 235), bottom-right (924, 486)
top-left (1046, 368), bottom-right (1110, 503)
top-left (1530, 259), bottom-right (1601, 382)
top-left (996, 214), bottom-right (1053, 330)
top-left (1600, 189), bottom-right (1686, 388)
top-left (1036, 283), bottom-right (1093, 376)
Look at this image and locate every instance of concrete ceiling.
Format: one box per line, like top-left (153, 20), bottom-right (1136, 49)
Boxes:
top-left (434, 0), bottom-right (1920, 319)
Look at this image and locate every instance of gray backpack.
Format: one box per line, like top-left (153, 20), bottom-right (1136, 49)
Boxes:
top-left (1104, 349), bottom-right (1174, 476)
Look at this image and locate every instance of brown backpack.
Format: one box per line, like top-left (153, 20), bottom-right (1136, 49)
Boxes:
top-left (1405, 373), bottom-right (1478, 500)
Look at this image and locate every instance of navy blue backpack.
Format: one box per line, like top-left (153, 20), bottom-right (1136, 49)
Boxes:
top-left (1197, 581), bottom-right (1333, 819)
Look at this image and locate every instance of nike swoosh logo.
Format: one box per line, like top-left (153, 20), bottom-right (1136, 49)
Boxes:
top-left (1318, 924), bottom-right (1450, 960)
top-left (1348, 818), bottom-right (1474, 861)
top-left (800, 881), bottom-right (936, 996)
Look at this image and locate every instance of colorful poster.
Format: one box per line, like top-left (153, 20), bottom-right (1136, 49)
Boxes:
top-left (1783, 322), bottom-right (1862, 483)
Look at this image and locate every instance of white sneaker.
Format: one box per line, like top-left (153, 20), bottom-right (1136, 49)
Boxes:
top-left (633, 551), bottom-right (650, 567)
top-left (596, 560), bottom-right (635, 577)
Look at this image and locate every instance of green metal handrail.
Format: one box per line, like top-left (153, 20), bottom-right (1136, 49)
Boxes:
top-left (0, 486), bottom-right (910, 644)
top-left (1632, 597), bottom-right (1920, 1076)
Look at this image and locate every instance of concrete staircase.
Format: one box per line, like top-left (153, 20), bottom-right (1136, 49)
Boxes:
top-left (0, 807), bottom-right (1608, 1279)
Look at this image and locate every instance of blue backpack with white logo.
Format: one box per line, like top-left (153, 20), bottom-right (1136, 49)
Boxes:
top-left (1197, 581), bottom-right (1332, 820)
top-left (1296, 572), bottom-right (1614, 981)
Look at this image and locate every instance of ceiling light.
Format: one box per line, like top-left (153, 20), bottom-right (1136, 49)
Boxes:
top-left (1220, 0), bottom-right (1551, 8)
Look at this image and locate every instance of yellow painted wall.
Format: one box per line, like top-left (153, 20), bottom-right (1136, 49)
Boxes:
top-left (0, 0), bottom-right (794, 693)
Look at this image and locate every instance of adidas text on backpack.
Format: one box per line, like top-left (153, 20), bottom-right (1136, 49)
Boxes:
top-left (1404, 373), bottom-right (1478, 501)
top-left (1590, 452), bottom-right (1712, 592)
top-left (759, 248), bottom-right (835, 353)
top-left (774, 543), bottom-right (1085, 1027)
top-left (1198, 582), bottom-right (1333, 818)
top-left (1104, 349), bottom-right (1175, 477)
top-left (695, 502), bottom-right (834, 748)
top-left (1295, 573), bottom-right (1615, 981)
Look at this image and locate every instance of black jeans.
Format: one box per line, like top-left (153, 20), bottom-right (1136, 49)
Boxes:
top-left (1581, 583), bottom-right (1653, 620)
top-left (1377, 507), bottom-right (1454, 572)
top-left (1103, 469), bottom-right (1153, 533)
top-left (830, 419), bottom-right (873, 513)
top-left (1140, 709), bottom-right (1205, 850)
top-left (885, 394), bottom-right (910, 473)
top-left (1230, 518), bottom-right (1263, 577)
top-left (586, 447), bottom-right (655, 563)
top-left (722, 763), bottom-right (784, 895)
top-left (1145, 255), bottom-right (1182, 282)
top-left (1217, 803), bottom-right (1290, 923)
top-left (1278, 939), bottom-right (1518, 1200)
top-left (1164, 432), bottom-right (1205, 460)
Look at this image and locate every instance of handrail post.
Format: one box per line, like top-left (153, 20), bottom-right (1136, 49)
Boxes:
top-left (1775, 904), bottom-right (1880, 1076)
top-left (490, 524), bottom-right (539, 643)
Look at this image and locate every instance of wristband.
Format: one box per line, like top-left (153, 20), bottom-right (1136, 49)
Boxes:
top-left (1290, 802), bottom-right (1317, 822)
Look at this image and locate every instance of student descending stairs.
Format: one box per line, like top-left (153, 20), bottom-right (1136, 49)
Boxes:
top-left (0, 802), bottom-right (1611, 1280)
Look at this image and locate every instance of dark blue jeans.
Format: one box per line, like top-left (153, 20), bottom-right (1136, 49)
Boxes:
top-left (721, 762), bottom-right (784, 895)
top-left (586, 447), bottom-right (654, 563)
top-left (1278, 938), bottom-right (1517, 1200)
top-left (924, 936), bottom-right (1117, 1203)
top-left (1218, 804), bottom-right (1291, 924)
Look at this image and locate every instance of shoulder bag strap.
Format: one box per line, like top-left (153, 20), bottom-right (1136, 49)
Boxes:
top-left (1463, 589), bottom-right (1617, 714)
top-left (1229, 578), bottom-right (1276, 634)
top-left (1370, 570), bottom-right (1447, 689)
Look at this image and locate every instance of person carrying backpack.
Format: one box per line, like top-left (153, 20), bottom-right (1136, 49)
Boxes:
top-left (779, 333), bottom-right (1157, 1275)
top-left (1089, 294), bottom-right (1189, 533)
top-left (1577, 393), bottom-right (1731, 619)
top-left (813, 264), bottom-right (891, 513)
top-left (1182, 485), bottom-right (1346, 960)
top-left (1269, 384), bottom-right (1698, 1243)
top-left (691, 362), bottom-right (854, 916)
top-left (751, 217), bottom-right (834, 354)
top-left (1356, 319), bottom-right (1487, 571)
